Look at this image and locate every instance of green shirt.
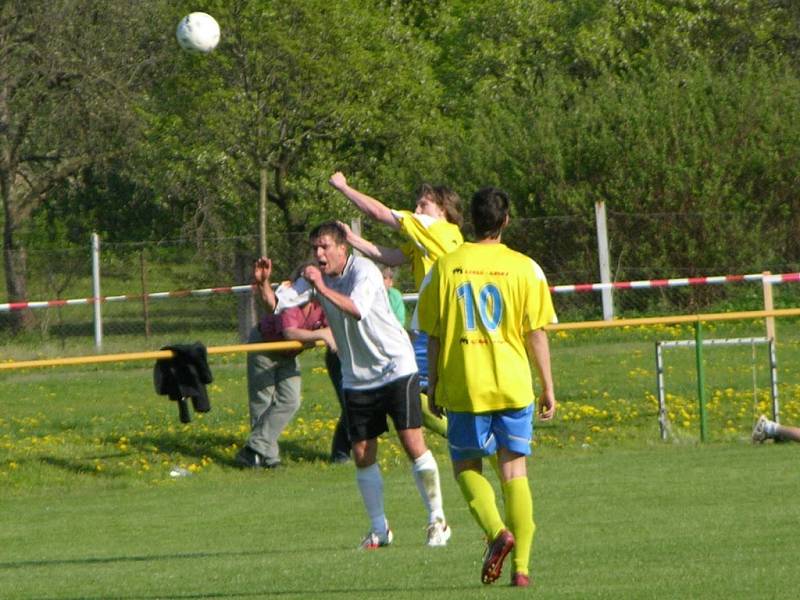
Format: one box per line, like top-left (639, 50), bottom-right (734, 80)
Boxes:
top-left (387, 286), bottom-right (406, 327)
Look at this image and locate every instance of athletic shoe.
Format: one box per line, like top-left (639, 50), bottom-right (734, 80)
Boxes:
top-left (425, 520), bottom-right (451, 547)
top-left (481, 529), bottom-right (515, 584)
top-left (235, 446), bottom-right (281, 469)
top-left (359, 528), bottom-right (393, 550)
top-left (330, 452), bottom-right (351, 464)
top-left (752, 415), bottom-right (769, 443)
top-left (511, 572), bottom-right (530, 587)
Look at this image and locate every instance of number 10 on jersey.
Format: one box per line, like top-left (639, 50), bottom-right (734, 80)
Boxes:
top-left (456, 282), bottom-right (503, 331)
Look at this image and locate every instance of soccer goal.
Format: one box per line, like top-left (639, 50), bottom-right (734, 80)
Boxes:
top-left (655, 336), bottom-right (779, 441)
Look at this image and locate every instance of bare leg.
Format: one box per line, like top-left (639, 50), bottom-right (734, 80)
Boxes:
top-left (397, 427), bottom-right (429, 460)
top-left (776, 424), bottom-right (800, 442)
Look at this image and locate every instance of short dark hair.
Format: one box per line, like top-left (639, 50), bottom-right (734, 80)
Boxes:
top-left (471, 187), bottom-right (509, 239)
top-left (309, 220), bottom-right (347, 245)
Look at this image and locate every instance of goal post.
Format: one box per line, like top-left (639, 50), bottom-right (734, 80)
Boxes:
top-left (655, 336), bottom-right (779, 441)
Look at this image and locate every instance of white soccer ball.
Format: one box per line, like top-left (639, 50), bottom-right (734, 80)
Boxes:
top-left (176, 12), bottom-right (220, 53)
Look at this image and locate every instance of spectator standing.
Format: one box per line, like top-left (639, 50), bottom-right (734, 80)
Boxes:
top-left (235, 258), bottom-right (343, 469)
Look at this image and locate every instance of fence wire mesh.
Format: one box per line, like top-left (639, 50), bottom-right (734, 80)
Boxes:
top-left (1, 210), bottom-right (799, 358)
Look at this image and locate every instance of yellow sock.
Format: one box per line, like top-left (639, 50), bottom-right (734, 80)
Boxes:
top-left (502, 476), bottom-right (535, 576)
top-left (456, 470), bottom-right (505, 539)
top-left (420, 393), bottom-right (448, 438)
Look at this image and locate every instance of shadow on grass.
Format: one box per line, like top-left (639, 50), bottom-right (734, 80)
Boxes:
top-left (30, 431), bottom-right (333, 478)
top-left (0, 547), bottom-right (478, 598)
top-left (277, 439), bottom-right (330, 464)
top-left (39, 455), bottom-right (128, 478)
top-left (124, 432), bottom-right (331, 467)
top-left (31, 579), bottom-right (480, 600)
top-left (37, 587), bottom-right (479, 600)
top-left (0, 550), bottom-right (251, 570)
top-left (121, 431), bottom-right (240, 465)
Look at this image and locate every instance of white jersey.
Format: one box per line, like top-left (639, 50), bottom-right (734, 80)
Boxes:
top-left (282, 255), bottom-right (417, 390)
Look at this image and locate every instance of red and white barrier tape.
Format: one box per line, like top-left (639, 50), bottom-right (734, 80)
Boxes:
top-left (0, 284), bottom-right (254, 313)
top-left (551, 272), bottom-right (800, 294)
top-left (1, 272), bottom-right (798, 313)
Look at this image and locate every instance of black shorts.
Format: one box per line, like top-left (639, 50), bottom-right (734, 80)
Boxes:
top-left (344, 373), bottom-right (422, 443)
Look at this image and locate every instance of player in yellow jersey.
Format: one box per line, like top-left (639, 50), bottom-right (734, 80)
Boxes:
top-left (328, 172), bottom-right (463, 436)
top-left (418, 186), bottom-right (557, 587)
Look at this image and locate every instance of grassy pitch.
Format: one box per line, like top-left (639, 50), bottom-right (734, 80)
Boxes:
top-left (2, 329), bottom-right (800, 598)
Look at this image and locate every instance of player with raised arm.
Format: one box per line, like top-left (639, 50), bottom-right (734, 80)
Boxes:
top-left (329, 172), bottom-right (463, 437)
top-left (418, 187), bottom-right (557, 587)
top-left (301, 221), bottom-right (451, 549)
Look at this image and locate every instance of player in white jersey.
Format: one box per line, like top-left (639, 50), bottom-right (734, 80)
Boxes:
top-left (328, 172), bottom-right (463, 437)
top-left (300, 221), bottom-right (451, 549)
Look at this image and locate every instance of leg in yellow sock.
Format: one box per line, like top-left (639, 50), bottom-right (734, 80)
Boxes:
top-left (420, 392), bottom-right (448, 438)
top-left (456, 468), bottom-right (506, 540)
top-left (502, 476), bottom-right (535, 577)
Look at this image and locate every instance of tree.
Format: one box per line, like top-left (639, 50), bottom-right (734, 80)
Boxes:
top-left (409, 0), bottom-right (800, 291)
top-left (140, 0), bottom-right (450, 277)
top-left (0, 0), bottom-right (170, 331)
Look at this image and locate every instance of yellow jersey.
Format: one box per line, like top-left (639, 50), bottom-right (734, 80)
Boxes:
top-left (417, 242), bottom-right (557, 413)
top-left (393, 210), bottom-right (463, 289)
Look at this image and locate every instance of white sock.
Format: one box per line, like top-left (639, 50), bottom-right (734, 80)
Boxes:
top-left (765, 419), bottom-right (778, 437)
top-left (412, 450), bottom-right (445, 524)
top-left (356, 463), bottom-right (387, 534)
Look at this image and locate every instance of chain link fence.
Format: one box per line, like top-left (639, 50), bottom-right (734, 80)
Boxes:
top-left (1, 210), bottom-right (798, 359)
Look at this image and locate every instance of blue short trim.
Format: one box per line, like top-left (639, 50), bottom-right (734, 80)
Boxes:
top-left (412, 331), bottom-right (428, 389)
top-left (447, 404), bottom-right (534, 462)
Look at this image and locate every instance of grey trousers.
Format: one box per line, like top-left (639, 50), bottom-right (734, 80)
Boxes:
top-left (245, 328), bottom-right (302, 463)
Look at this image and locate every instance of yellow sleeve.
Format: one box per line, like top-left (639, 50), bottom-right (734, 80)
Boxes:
top-left (399, 238), bottom-right (416, 261)
top-left (524, 260), bottom-right (557, 331)
top-left (416, 264), bottom-right (440, 336)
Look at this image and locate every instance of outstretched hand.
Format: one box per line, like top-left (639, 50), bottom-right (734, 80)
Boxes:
top-left (329, 171), bottom-right (347, 191)
top-left (253, 257), bottom-right (272, 285)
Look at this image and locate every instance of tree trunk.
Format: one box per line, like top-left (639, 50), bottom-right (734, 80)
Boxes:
top-left (235, 250), bottom-right (257, 343)
top-left (2, 201), bottom-right (34, 332)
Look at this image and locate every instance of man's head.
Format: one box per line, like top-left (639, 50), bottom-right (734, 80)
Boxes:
top-left (471, 187), bottom-right (510, 240)
top-left (414, 184), bottom-right (463, 227)
top-left (309, 221), bottom-right (349, 276)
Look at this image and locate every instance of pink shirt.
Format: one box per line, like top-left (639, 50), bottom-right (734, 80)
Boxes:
top-left (259, 301), bottom-right (328, 343)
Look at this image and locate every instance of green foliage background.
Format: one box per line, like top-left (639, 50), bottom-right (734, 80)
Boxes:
top-left (3, 0), bottom-right (800, 292)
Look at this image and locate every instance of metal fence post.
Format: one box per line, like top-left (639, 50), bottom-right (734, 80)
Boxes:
top-left (91, 232), bottom-right (103, 350)
top-left (694, 321), bottom-right (707, 442)
top-left (595, 201), bottom-right (614, 320)
top-left (762, 271), bottom-right (776, 342)
top-left (351, 217), bottom-right (362, 257)
top-left (140, 250), bottom-right (151, 339)
top-left (655, 342), bottom-right (668, 440)
top-left (769, 338), bottom-right (780, 424)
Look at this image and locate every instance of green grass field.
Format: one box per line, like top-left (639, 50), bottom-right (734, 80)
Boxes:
top-left (2, 325), bottom-right (800, 599)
